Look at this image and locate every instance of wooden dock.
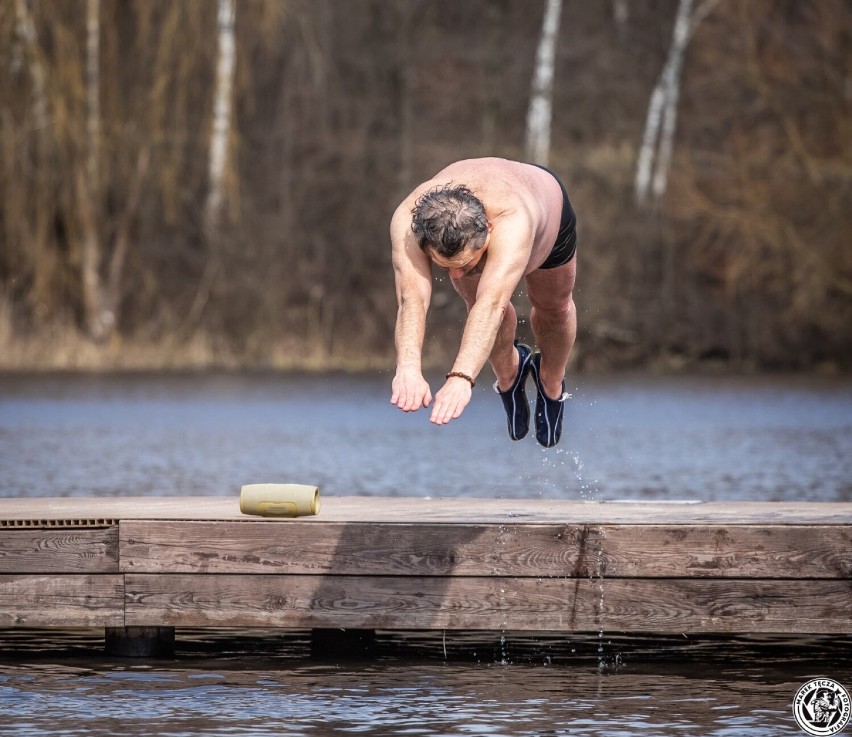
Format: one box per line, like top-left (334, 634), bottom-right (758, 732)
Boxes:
top-left (1, 496), bottom-right (850, 648)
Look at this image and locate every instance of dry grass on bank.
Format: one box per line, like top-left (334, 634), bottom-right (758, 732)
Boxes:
top-left (1, 304), bottom-right (847, 376)
top-left (0, 323), bottom-right (396, 373)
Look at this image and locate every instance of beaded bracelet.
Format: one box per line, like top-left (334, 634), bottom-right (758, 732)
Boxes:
top-left (445, 371), bottom-right (475, 388)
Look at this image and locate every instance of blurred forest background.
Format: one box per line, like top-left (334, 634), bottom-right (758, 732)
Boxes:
top-left (0, 0), bottom-right (850, 372)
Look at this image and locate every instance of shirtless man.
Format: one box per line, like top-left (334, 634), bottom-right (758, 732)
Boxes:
top-left (390, 157), bottom-right (578, 447)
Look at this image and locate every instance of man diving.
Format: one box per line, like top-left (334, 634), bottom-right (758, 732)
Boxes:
top-left (390, 157), bottom-right (578, 447)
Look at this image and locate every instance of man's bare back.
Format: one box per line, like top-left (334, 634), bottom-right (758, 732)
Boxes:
top-left (390, 157), bottom-right (578, 447)
top-left (404, 158), bottom-right (565, 275)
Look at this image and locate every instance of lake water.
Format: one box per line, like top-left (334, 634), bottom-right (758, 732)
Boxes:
top-left (1, 371), bottom-right (851, 736)
top-left (1, 371), bottom-right (850, 501)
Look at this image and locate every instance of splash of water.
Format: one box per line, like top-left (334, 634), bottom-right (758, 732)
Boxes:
top-left (498, 633), bottom-right (510, 666)
top-left (593, 525), bottom-right (608, 672)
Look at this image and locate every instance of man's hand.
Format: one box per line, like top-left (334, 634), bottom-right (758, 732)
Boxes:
top-left (391, 369), bottom-right (432, 412)
top-left (430, 376), bottom-right (473, 425)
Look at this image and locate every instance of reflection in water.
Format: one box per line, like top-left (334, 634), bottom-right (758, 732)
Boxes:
top-left (1, 630), bottom-right (851, 737)
top-left (1, 372), bottom-right (850, 500)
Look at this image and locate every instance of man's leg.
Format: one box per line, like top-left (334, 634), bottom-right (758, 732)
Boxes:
top-left (450, 274), bottom-right (518, 388)
top-left (524, 258), bottom-right (577, 398)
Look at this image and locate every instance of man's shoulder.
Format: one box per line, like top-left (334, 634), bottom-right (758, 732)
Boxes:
top-left (436, 156), bottom-right (522, 179)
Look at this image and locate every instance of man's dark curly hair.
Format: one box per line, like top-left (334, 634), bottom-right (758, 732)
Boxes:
top-left (410, 184), bottom-right (489, 257)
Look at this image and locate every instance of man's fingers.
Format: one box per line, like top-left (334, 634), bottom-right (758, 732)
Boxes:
top-left (391, 385), bottom-right (406, 408)
top-left (406, 395), bottom-right (421, 412)
top-left (431, 408), bottom-right (451, 424)
top-left (412, 386), bottom-right (431, 411)
top-left (429, 382), bottom-right (471, 424)
top-left (433, 405), bottom-right (459, 424)
top-left (392, 378), bottom-right (431, 413)
top-left (430, 397), bottom-right (458, 424)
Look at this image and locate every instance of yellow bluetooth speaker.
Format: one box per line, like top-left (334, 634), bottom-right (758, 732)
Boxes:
top-left (239, 483), bottom-right (321, 518)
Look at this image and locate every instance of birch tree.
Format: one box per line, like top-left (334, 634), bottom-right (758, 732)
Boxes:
top-left (204, 0), bottom-right (237, 233)
top-left (524, 0), bottom-right (563, 166)
top-left (635, 0), bottom-right (718, 205)
top-left (179, 0), bottom-right (237, 335)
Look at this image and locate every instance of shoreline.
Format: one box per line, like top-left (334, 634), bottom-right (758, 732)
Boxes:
top-left (1, 330), bottom-right (848, 377)
top-left (1, 358), bottom-right (848, 381)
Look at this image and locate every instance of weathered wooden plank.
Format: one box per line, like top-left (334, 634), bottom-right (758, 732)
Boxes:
top-left (0, 575), bottom-right (124, 627)
top-left (124, 574), bottom-right (852, 633)
top-left (0, 527), bottom-right (119, 574)
top-left (120, 521), bottom-right (588, 577)
top-left (599, 525), bottom-right (852, 579)
top-left (120, 521), bottom-right (851, 579)
top-left (124, 573), bottom-right (572, 630)
top-left (3, 496), bottom-right (851, 525)
top-left (595, 579), bottom-right (852, 634)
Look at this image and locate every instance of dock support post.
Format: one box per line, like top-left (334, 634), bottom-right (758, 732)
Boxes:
top-left (105, 627), bottom-right (176, 658)
top-left (311, 628), bottom-right (376, 659)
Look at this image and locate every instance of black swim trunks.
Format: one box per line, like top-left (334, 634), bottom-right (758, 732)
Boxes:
top-left (533, 164), bottom-right (577, 269)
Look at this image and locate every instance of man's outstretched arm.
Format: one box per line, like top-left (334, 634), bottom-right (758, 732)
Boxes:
top-left (390, 204), bottom-right (433, 412)
top-left (428, 296), bottom-right (506, 425)
top-left (429, 217), bottom-right (531, 425)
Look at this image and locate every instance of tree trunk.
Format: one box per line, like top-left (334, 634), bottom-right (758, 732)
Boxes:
top-left (106, 147), bottom-right (150, 321)
top-left (635, 0), bottom-right (717, 205)
top-left (182, 0), bottom-right (236, 337)
top-left (395, 0), bottom-right (414, 198)
top-left (524, 0), bottom-right (563, 166)
top-left (650, 0), bottom-right (694, 200)
top-left (635, 0), bottom-right (692, 205)
top-left (481, 0), bottom-right (505, 155)
top-left (612, 0), bottom-right (629, 33)
top-left (86, 0), bottom-right (101, 197)
top-left (80, 0), bottom-right (110, 342)
top-left (14, 0), bottom-right (49, 135)
top-left (204, 0), bottom-right (237, 235)
top-left (14, 0), bottom-right (54, 318)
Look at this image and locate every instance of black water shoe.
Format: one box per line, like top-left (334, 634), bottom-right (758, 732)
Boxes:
top-left (493, 342), bottom-right (533, 441)
top-left (529, 352), bottom-right (569, 448)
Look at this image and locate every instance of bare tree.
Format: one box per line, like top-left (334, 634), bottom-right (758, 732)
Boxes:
top-left (179, 0), bottom-right (238, 337)
top-left (0, 0), bottom-right (848, 370)
top-left (524, 0), bottom-right (563, 165)
top-left (205, 0), bottom-right (237, 233)
top-left (13, 0), bottom-right (49, 135)
top-left (635, 0), bottom-right (719, 205)
top-left (86, 0), bottom-right (100, 195)
top-left (77, 0), bottom-right (112, 341)
top-left (77, 0), bottom-right (153, 342)
top-left (11, 0), bottom-right (54, 318)
top-left (612, 0), bottom-right (629, 30)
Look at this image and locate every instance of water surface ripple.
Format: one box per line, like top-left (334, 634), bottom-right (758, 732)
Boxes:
top-left (1, 372), bottom-right (850, 500)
